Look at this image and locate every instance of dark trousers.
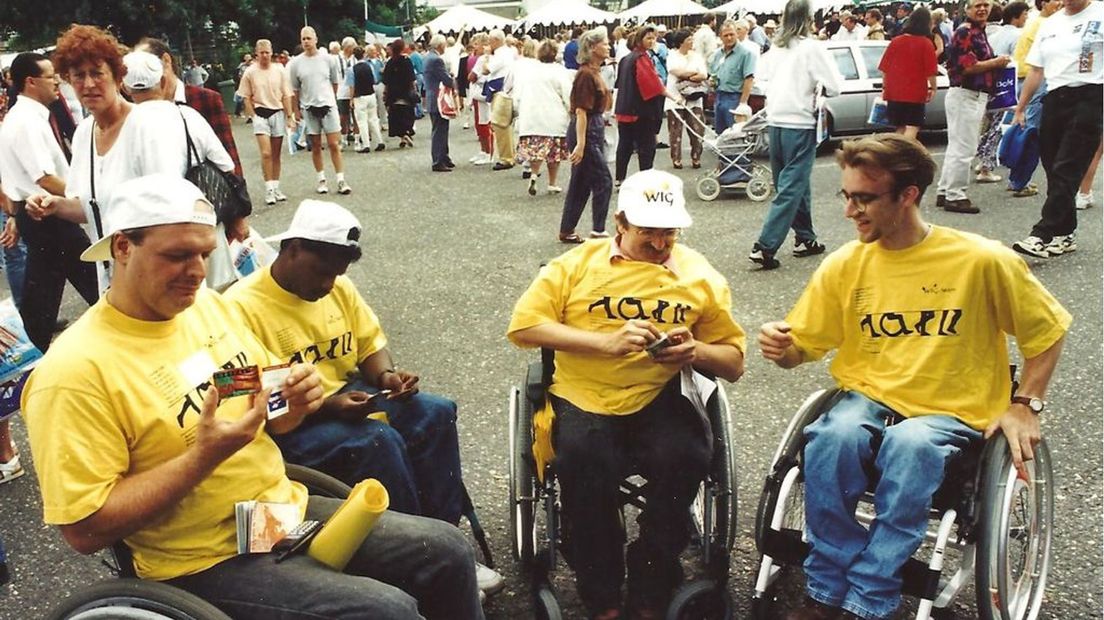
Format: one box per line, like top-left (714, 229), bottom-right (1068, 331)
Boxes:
top-left (561, 113), bottom-right (612, 235)
top-left (551, 377), bottom-right (712, 614)
top-left (1030, 84), bottom-right (1103, 240)
top-left (429, 111), bottom-right (451, 167)
top-left (615, 119), bottom-right (658, 183)
top-left (13, 207), bottom-right (97, 352)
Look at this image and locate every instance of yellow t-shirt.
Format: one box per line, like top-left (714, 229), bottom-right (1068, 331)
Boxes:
top-left (224, 266), bottom-right (387, 397)
top-left (786, 226), bottom-right (1071, 430)
top-left (507, 239), bottom-right (747, 415)
top-left (1015, 15), bottom-right (1048, 78)
top-left (22, 289), bottom-right (307, 581)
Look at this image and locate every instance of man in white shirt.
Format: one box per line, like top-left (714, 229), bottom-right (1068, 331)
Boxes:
top-left (694, 13), bottom-right (721, 60)
top-left (483, 29), bottom-right (518, 171)
top-left (335, 37), bottom-right (358, 149)
top-left (831, 12), bottom-right (869, 41)
top-left (0, 52), bottom-right (98, 352)
top-left (183, 58), bottom-right (209, 86)
top-left (289, 27), bottom-right (352, 195)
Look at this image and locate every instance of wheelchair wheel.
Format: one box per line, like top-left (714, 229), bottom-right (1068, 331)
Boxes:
top-left (696, 176), bottom-right (722, 202)
top-left (666, 579), bottom-right (732, 620)
top-left (48, 579), bottom-right (232, 620)
top-left (284, 463), bottom-right (352, 498)
top-left (975, 436), bottom-right (1053, 620)
top-left (534, 580), bottom-right (563, 620)
top-left (745, 167), bottom-right (772, 202)
top-left (691, 386), bottom-right (738, 564)
top-left (509, 385), bottom-right (538, 567)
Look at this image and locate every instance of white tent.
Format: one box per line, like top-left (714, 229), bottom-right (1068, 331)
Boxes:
top-left (619, 0), bottom-right (710, 23)
top-left (423, 4), bottom-right (515, 35)
top-left (517, 0), bottom-right (619, 32)
top-left (713, 0), bottom-right (846, 16)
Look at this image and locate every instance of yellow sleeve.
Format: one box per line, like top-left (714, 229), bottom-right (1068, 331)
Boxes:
top-left (693, 273), bottom-right (747, 354)
top-left (785, 256), bottom-right (844, 362)
top-left (507, 258), bottom-right (572, 348)
top-left (986, 247), bottom-right (1071, 358)
top-left (340, 278), bottom-right (387, 363)
top-left (1014, 18), bottom-right (1041, 71)
top-left (24, 383), bottom-right (128, 525)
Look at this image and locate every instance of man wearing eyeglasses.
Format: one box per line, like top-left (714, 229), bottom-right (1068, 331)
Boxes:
top-left (758, 135), bottom-right (1069, 620)
top-left (508, 169), bottom-right (746, 619)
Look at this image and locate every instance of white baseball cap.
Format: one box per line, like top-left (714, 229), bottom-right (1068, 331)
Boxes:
top-left (267, 200), bottom-right (362, 247)
top-left (122, 50), bottom-right (164, 91)
top-left (81, 174), bottom-right (217, 263)
top-left (616, 170), bottom-right (692, 229)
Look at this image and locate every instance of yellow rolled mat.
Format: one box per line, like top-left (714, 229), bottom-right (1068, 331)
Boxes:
top-left (307, 478), bottom-right (390, 571)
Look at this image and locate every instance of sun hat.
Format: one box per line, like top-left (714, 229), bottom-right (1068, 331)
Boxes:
top-left (616, 170), bottom-right (692, 229)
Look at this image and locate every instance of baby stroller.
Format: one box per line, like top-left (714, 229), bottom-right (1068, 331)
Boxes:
top-left (683, 107), bottom-right (773, 202)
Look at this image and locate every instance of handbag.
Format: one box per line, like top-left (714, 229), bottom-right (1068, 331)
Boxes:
top-left (179, 107), bottom-right (252, 225)
top-left (437, 86), bottom-right (458, 119)
top-left (490, 92), bottom-right (513, 128)
top-left (988, 66), bottom-right (1018, 110)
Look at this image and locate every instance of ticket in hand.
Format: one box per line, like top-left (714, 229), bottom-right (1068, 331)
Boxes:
top-left (214, 366), bottom-right (261, 399)
top-left (261, 363), bottom-right (292, 419)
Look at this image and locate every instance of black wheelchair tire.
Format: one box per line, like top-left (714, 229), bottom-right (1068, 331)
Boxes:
top-left (284, 463), bottom-right (353, 498)
top-left (509, 385), bottom-right (538, 568)
top-left (975, 435), bottom-right (1053, 620)
top-left (534, 581), bottom-right (563, 620)
top-left (47, 579), bottom-right (233, 620)
top-left (665, 579), bottom-right (732, 620)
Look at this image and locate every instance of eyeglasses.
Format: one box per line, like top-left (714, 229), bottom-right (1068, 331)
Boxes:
top-left (70, 68), bottom-right (110, 84)
top-left (836, 188), bottom-right (894, 212)
top-left (631, 227), bottom-right (681, 241)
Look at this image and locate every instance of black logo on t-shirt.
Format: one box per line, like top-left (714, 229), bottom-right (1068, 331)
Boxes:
top-left (176, 351), bottom-right (251, 428)
top-left (859, 309), bottom-right (963, 338)
top-left (588, 296), bottom-right (691, 324)
top-left (286, 331), bottom-right (355, 365)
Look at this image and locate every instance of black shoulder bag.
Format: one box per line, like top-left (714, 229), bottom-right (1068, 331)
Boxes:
top-left (178, 106), bottom-right (252, 223)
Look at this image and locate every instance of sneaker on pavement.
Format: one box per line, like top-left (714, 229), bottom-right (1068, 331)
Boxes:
top-left (265, 188), bottom-right (277, 205)
top-left (1012, 186), bottom-right (1039, 198)
top-left (337, 180), bottom-right (352, 195)
top-left (316, 179), bottom-right (329, 194)
top-left (975, 170), bottom-right (1002, 183)
top-left (1045, 233), bottom-right (1076, 256)
top-left (793, 239), bottom-right (826, 257)
top-left (749, 245), bottom-right (781, 270)
top-left (943, 198), bottom-right (979, 214)
top-left (472, 153), bottom-right (492, 166)
top-left (547, 185), bottom-right (563, 194)
top-left (273, 188), bottom-right (288, 202)
top-left (476, 562), bottom-right (505, 595)
top-left (0, 455), bottom-right (24, 485)
top-left (1012, 235), bottom-right (1052, 259)
top-left (1076, 191), bottom-right (1094, 210)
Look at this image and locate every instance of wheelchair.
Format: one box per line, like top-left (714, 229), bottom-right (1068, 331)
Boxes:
top-left (46, 464), bottom-right (352, 620)
top-left (508, 349), bottom-right (738, 620)
top-left (751, 388), bottom-right (1054, 620)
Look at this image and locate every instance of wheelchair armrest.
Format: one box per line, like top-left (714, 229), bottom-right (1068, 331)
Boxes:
top-left (285, 463), bottom-right (353, 499)
top-left (525, 360), bottom-right (548, 405)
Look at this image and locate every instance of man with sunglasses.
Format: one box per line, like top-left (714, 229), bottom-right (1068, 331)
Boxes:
top-left (758, 135), bottom-right (1069, 620)
top-left (508, 169), bottom-right (746, 619)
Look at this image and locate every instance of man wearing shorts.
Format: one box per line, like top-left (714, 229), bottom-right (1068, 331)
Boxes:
top-left (759, 135), bottom-right (1069, 620)
top-left (289, 26), bottom-right (351, 196)
top-left (238, 39), bottom-right (296, 205)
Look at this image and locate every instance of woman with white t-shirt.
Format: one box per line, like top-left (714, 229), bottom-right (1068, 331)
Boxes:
top-left (1011, 0), bottom-right (1104, 259)
top-left (513, 40), bottom-right (573, 195)
top-left (664, 30), bottom-right (709, 169)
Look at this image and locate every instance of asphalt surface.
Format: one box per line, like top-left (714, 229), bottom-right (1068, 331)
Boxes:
top-left (0, 115), bottom-right (1100, 620)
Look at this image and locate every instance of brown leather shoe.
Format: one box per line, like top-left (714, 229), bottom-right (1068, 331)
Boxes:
top-left (943, 198), bottom-right (980, 214)
top-left (785, 598), bottom-right (843, 620)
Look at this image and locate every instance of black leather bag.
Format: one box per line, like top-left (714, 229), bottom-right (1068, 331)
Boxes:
top-left (179, 106), bottom-right (251, 223)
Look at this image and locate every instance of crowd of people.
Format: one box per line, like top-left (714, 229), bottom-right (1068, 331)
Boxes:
top-left (0, 0), bottom-right (1098, 617)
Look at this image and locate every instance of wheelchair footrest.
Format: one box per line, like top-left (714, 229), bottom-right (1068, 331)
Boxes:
top-left (761, 528), bottom-right (809, 566)
top-left (900, 556), bottom-right (942, 601)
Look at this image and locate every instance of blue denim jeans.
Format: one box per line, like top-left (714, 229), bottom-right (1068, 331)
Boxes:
top-left (273, 380), bottom-right (465, 524)
top-left (757, 126), bottom-right (817, 253)
top-left (167, 499), bottom-right (484, 620)
top-left (0, 212), bottom-right (26, 310)
top-left (802, 391), bottom-right (981, 620)
top-left (561, 112), bottom-right (612, 235)
top-left (1008, 79), bottom-right (1046, 191)
top-left (713, 90), bottom-right (740, 134)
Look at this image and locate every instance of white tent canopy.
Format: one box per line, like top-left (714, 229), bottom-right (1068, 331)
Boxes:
top-left (713, 0), bottom-right (847, 16)
top-left (517, 0), bottom-right (619, 32)
top-left (619, 0), bottom-right (710, 23)
top-left (423, 4), bottom-right (514, 35)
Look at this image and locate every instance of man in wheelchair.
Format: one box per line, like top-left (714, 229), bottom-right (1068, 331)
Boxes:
top-left (758, 135), bottom-right (1070, 620)
top-left (23, 176), bottom-right (484, 619)
top-left (508, 170), bottom-right (746, 619)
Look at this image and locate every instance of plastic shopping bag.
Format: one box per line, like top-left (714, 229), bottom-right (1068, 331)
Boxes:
top-left (867, 97), bottom-right (891, 127)
top-left (230, 228), bottom-right (277, 279)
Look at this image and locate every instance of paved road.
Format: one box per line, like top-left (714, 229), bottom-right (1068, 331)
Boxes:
top-left (0, 115), bottom-right (1099, 620)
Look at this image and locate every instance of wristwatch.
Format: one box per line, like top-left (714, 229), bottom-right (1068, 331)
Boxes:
top-left (1011, 395), bottom-right (1045, 415)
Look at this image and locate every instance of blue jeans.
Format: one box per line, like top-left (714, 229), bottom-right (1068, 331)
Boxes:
top-left (0, 212), bottom-right (26, 310)
top-left (757, 126), bottom-right (817, 253)
top-left (273, 380), bottom-right (465, 524)
top-left (561, 113), bottom-right (612, 235)
top-left (802, 391), bottom-right (981, 620)
top-left (168, 500), bottom-right (484, 620)
top-left (1008, 79), bottom-right (1046, 191)
top-left (713, 90), bottom-right (741, 134)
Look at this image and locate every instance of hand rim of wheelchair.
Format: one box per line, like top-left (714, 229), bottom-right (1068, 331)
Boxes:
top-left (509, 383), bottom-right (538, 568)
top-left (46, 579), bottom-right (233, 620)
top-left (753, 389), bottom-right (1055, 620)
top-left (666, 578), bottom-right (733, 620)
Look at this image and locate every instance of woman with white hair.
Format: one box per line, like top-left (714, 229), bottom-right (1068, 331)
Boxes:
top-left (558, 27), bottom-right (613, 243)
top-left (748, 0), bottom-right (843, 271)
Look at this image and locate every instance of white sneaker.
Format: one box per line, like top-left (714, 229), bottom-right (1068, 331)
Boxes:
top-left (472, 153), bottom-right (492, 166)
top-left (1076, 191), bottom-right (1094, 210)
top-left (468, 154), bottom-right (482, 163)
top-left (273, 188), bottom-right (288, 202)
top-left (0, 455), bottom-right (24, 485)
top-left (265, 188), bottom-right (277, 205)
top-left (1045, 233), bottom-right (1076, 256)
top-left (337, 180), bottom-right (352, 195)
top-left (547, 185), bottom-right (563, 194)
top-left (1012, 235), bottom-right (1051, 259)
top-left (475, 562), bottom-right (505, 595)
top-left (316, 179), bottom-right (329, 194)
